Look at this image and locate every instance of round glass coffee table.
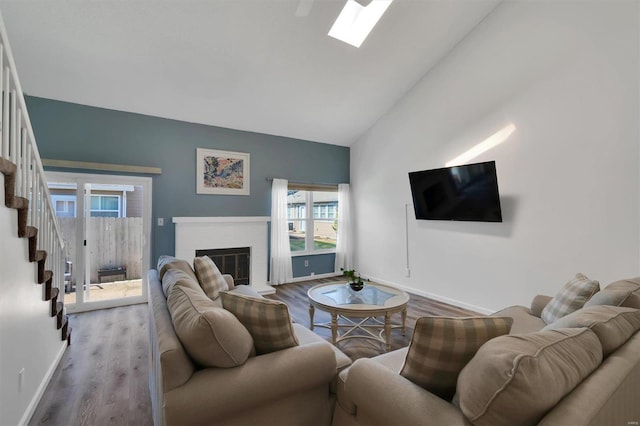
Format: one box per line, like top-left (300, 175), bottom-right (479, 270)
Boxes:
top-left (307, 282), bottom-right (409, 351)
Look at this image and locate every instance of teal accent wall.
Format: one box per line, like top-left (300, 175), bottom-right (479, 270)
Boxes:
top-left (25, 96), bottom-right (349, 277)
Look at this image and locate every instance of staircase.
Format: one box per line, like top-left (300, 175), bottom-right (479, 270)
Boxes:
top-left (0, 15), bottom-right (70, 344)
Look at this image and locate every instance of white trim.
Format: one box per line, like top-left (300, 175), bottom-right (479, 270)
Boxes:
top-left (366, 274), bottom-right (493, 315)
top-left (42, 158), bottom-right (162, 175)
top-left (284, 271), bottom-right (342, 283)
top-left (45, 171), bottom-right (152, 310)
top-left (66, 297), bottom-right (146, 314)
top-left (173, 216), bottom-right (270, 223)
top-left (18, 342), bottom-right (67, 426)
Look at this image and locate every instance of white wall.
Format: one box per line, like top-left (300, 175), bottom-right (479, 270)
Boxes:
top-left (0, 176), bottom-right (67, 425)
top-left (352, 0), bottom-right (640, 313)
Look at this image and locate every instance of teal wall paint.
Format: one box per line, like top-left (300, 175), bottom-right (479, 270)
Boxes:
top-left (25, 96), bottom-right (349, 277)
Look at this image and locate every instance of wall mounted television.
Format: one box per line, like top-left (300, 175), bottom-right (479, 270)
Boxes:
top-left (408, 160), bottom-right (503, 222)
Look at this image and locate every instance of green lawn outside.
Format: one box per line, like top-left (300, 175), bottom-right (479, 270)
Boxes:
top-left (290, 237), bottom-right (336, 251)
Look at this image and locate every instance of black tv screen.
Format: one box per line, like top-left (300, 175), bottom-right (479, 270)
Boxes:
top-left (408, 161), bottom-right (502, 222)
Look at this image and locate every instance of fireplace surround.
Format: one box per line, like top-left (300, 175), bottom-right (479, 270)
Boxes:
top-left (173, 216), bottom-right (274, 294)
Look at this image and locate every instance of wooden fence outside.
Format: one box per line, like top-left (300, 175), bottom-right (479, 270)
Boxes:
top-left (58, 217), bottom-right (143, 283)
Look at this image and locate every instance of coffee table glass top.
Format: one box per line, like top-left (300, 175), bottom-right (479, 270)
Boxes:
top-left (322, 285), bottom-right (396, 306)
top-left (308, 282), bottom-right (409, 310)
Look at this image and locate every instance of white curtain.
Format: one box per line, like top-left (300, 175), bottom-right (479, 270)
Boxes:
top-left (270, 178), bottom-right (293, 285)
top-left (334, 183), bottom-right (354, 272)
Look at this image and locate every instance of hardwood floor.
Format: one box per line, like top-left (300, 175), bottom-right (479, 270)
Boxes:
top-left (29, 278), bottom-right (477, 425)
top-left (266, 277), bottom-right (478, 360)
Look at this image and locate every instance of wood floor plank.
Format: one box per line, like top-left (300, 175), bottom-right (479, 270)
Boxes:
top-left (29, 278), bottom-right (477, 425)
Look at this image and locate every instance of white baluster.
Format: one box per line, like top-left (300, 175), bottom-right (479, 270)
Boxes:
top-left (15, 108), bottom-right (21, 195)
top-left (21, 128), bottom-right (27, 199)
top-left (1, 67), bottom-right (7, 159)
top-left (10, 87), bottom-right (16, 163)
top-left (0, 45), bottom-right (4, 158)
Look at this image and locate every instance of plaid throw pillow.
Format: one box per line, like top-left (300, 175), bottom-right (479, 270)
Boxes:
top-left (193, 256), bottom-right (229, 301)
top-left (221, 291), bottom-right (299, 355)
top-left (541, 273), bottom-right (600, 324)
top-left (400, 316), bottom-right (513, 401)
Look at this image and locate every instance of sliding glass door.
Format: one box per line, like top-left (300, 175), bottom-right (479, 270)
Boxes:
top-left (46, 172), bottom-right (152, 313)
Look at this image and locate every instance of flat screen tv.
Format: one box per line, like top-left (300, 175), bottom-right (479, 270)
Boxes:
top-left (408, 160), bottom-right (502, 222)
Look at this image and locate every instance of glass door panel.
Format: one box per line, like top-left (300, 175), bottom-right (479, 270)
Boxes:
top-left (46, 172), bottom-right (151, 312)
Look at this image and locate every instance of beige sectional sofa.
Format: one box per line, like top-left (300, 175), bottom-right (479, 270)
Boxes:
top-left (333, 277), bottom-right (640, 426)
top-left (147, 256), bottom-right (351, 426)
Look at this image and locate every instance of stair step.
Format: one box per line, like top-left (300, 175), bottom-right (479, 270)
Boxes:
top-left (60, 315), bottom-right (68, 336)
top-left (66, 327), bottom-right (72, 345)
top-left (56, 305), bottom-right (65, 329)
top-left (34, 250), bottom-right (47, 262)
top-left (46, 286), bottom-right (59, 302)
top-left (27, 227), bottom-right (38, 261)
top-left (39, 269), bottom-right (52, 285)
top-left (51, 300), bottom-right (63, 318)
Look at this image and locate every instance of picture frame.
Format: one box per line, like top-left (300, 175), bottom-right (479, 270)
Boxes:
top-left (196, 148), bottom-right (250, 195)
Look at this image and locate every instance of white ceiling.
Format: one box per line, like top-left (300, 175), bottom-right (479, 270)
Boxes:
top-left (0, 0), bottom-right (500, 146)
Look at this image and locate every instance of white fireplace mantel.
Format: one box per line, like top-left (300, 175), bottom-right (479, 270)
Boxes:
top-left (173, 216), bottom-right (274, 294)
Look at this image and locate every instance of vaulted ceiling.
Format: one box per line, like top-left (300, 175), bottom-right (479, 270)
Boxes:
top-left (0, 0), bottom-right (500, 146)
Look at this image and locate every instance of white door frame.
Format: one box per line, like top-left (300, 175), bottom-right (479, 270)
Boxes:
top-left (46, 171), bottom-right (152, 313)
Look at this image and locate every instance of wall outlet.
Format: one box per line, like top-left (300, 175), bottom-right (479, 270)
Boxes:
top-left (304, 260), bottom-right (309, 267)
top-left (157, 217), bottom-right (164, 226)
top-left (405, 268), bottom-right (411, 278)
top-left (18, 368), bottom-right (24, 392)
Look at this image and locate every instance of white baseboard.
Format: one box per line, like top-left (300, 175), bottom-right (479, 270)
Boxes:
top-left (367, 275), bottom-right (493, 315)
top-left (287, 272), bottom-right (342, 283)
top-left (19, 341), bottom-right (68, 426)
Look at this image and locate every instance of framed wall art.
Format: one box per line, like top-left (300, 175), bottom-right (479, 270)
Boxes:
top-left (196, 148), bottom-right (250, 195)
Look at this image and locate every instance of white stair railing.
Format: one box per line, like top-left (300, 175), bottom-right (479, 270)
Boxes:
top-left (0, 11), bottom-right (65, 298)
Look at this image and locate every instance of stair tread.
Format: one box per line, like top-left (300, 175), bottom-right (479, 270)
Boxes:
top-left (40, 270), bottom-right (53, 285)
top-left (0, 158), bottom-right (17, 175)
top-left (7, 196), bottom-right (29, 210)
top-left (47, 287), bottom-right (59, 301)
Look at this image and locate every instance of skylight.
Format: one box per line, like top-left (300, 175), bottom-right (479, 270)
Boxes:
top-left (328, 0), bottom-right (394, 48)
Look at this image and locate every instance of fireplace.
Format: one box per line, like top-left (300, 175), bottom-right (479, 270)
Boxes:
top-left (196, 247), bottom-right (250, 286)
top-left (173, 216), bottom-right (274, 294)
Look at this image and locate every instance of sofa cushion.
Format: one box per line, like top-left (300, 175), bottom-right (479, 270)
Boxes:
top-left (167, 284), bottom-right (253, 368)
top-left (600, 278), bottom-right (640, 309)
top-left (491, 305), bottom-right (545, 334)
top-left (456, 328), bottom-right (603, 426)
top-left (161, 268), bottom-right (202, 298)
top-left (585, 289), bottom-right (635, 308)
top-left (157, 255), bottom-right (198, 282)
top-left (221, 291), bottom-right (299, 355)
top-left (542, 305), bottom-right (640, 356)
top-left (193, 256), bottom-right (229, 300)
top-left (399, 316), bottom-right (513, 401)
top-left (541, 273), bottom-right (600, 324)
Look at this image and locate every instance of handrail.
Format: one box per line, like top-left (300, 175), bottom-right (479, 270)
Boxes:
top-left (0, 9), bottom-right (65, 294)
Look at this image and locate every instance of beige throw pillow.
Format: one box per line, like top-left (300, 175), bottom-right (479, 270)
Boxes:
top-left (399, 316), bottom-right (513, 401)
top-left (543, 305), bottom-right (640, 356)
top-left (167, 284), bottom-right (253, 368)
top-left (541, 273), bottom-right (600, 324)
top-left (161, 268), bottom-right (202, 298)
top-left (157, 255), bottom-right (198, 282)
top-left (601, 278), bottom-right (640, 309)
top-left (221, 291), bottom-right (298, 355)
top-left (455, 328), bottom-right (602, 426)
top-left (193, 256), bottom-right (229, 300)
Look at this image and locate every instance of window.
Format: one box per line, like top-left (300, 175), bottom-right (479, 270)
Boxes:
top-left (50, 194), bottom-right (122, 218)
top-left (287, 188), bottom-right (338, 253)
top-left (90, 195), bottom-right (121, 217)
top-left (52, 195), bottom-right (76, 218)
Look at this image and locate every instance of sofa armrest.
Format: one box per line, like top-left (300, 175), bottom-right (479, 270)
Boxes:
top-left (223, 274), bottom-right (235, 290)
top-left (342, 358), bottom-right (469, 426)
top-left (530, 294), bottom-right (553, 317)
top-left (164, 342), bottom-right (336, 425)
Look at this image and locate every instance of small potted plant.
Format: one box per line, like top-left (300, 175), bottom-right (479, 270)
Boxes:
top-left (341, 268), bottom-right (365, 292)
